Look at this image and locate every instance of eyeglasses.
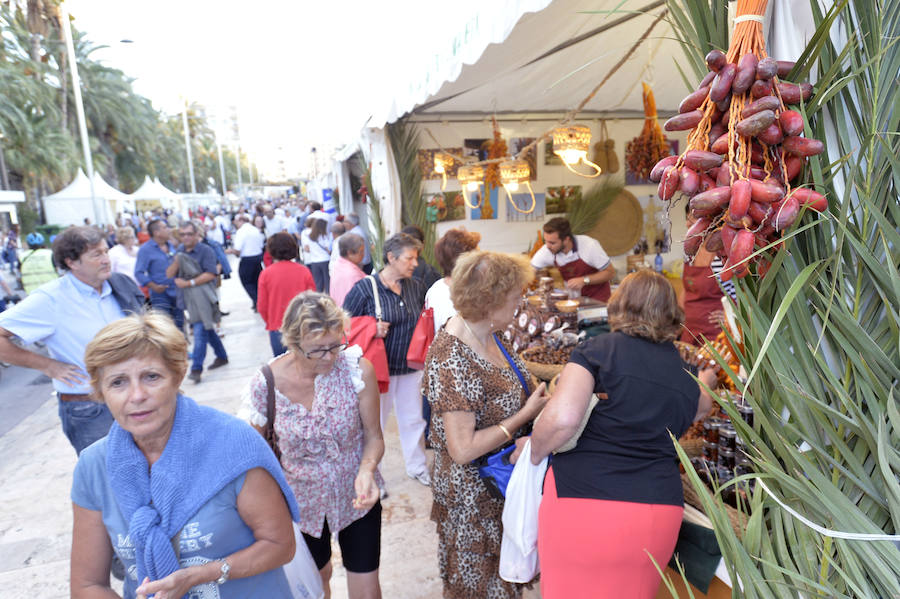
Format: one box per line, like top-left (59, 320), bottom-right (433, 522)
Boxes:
top-left (296, 340), bottom-right (348, 360)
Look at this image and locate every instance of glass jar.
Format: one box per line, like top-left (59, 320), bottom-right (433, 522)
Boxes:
top-left (703, 440), bottom-right (719, 463)
top-left (717, 448), bottom-right (736, 470)
top-left (719, 426), bottom-right (737, 452)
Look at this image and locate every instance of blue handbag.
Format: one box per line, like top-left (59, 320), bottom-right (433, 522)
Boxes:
top-left (472, 334), bottom-right (531, 499)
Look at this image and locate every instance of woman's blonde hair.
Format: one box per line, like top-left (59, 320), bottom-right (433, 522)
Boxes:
top-left (607, 270), bottom-right (683, 343)
top-left (450, 250), bottom-right (534, 321)
top-left (84, 312), bottom-right (188, 400)
top-left (280, 291), bottom-right (350, 347)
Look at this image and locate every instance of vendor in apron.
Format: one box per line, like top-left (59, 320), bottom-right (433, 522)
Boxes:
top-left (531, 217), bottom-right (616, 302)
top-left (679, 209), bottom-right (736, 345)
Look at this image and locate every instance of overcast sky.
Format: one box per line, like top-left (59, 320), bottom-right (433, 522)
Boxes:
top-left (66, 0), bottom-right (486, 175)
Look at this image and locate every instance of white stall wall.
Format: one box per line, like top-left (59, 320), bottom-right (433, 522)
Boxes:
top-left (415, 117), bottom-right (689, 276)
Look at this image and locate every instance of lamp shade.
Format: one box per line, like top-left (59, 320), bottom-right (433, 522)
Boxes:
top-left (552, 125), bottom-right (592, 164)
top-left (457, 164), bottom-right (485, 191)
top-left (499, 159), bottom-right (531, 191)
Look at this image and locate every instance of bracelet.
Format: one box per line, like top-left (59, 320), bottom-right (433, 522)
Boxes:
top-left (497, 422), bottom-right (512, 442)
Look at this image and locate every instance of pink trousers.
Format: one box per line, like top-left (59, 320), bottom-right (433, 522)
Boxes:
top-left (538, 467), bottom-right (683, 599)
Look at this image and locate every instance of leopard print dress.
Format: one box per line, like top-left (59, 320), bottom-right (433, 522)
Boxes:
top-left (425, 329), bottom-right (529, 599)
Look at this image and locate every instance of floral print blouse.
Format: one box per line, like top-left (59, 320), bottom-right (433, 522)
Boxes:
top-left (239, 345), bottom-right (383, 536)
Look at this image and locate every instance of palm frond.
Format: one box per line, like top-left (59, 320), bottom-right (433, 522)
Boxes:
top-left (668, 0), bottom-right (900, 596)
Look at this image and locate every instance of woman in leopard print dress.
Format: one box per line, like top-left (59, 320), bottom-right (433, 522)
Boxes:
top-left (424, 251), bottom-right (549, 598)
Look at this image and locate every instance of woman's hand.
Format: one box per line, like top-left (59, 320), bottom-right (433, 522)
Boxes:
top-left (508, 436), bottom-right (530, 464)
top-left (353, 468), bottom-right (380, 511)
top-left (374, 320), bottom-right (390, 338)
top-left (136, 568), bottom-right (202, 599)
top-left (520, 382), bottom-right (549, 420)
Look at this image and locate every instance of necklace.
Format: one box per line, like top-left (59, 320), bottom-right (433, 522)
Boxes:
top-left (460, 318), bottom-right (493, 353)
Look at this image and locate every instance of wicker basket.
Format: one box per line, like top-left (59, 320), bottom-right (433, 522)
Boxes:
top-left (678, 437), bottom-right (704, 459)
top-left (681, 472), bottom-right (748, 538)
top-left (520, 347), bottom-right (565, 381)
top-left (548, 373), bottom-right (561, 394)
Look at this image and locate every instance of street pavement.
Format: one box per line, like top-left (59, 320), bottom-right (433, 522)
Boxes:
top-left (0, 264), bottom-right (463, 598)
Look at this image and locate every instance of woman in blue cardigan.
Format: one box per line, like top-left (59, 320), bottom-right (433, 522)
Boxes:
top-left (70, 313), bottom-right (299, 599)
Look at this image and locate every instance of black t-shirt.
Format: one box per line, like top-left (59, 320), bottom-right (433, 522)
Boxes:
top-left (550, 331), bottom-right (699, 506)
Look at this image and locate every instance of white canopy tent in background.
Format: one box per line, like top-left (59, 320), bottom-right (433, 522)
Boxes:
top-left (329, 0), bottom-right (816, 245)
top-left (43, 169), bottom-right (130, 226)
top-left (130, 176), bottom-right (183, 212)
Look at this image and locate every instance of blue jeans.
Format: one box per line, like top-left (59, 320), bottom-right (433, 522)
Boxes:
top-left (149, 291), bottom-right (184, 330)
top-left (269, 330), bottom-right (286, 356)
top-left (191, 322), bottom-right (228, 372)
top-left (58, 398), bottom-right (114, 455)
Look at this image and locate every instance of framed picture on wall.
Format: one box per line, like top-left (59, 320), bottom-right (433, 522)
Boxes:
top-left (463, 138), bottom-right (490, 162)
top-left (544, 141), bottom-right (564, 165)
top-left (546, 185), bottom-right (582, 214)
top-left (469, 187), bottom-right (498, 220)
top-left (424, 191), bottom-right (467, 222)
top-left (506, 192), bottom-right (546, 222)
top-left (418, 148), bottom-right (463, 180)
top-left (510, 137), bottom-right (538, 180)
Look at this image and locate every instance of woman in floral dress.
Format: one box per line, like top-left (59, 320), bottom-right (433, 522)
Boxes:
top-left (424, 251), bottom-right (550, 598)
top-left (241, 291), bottom-right (385, 599)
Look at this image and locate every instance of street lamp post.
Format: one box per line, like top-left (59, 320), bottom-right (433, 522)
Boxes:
top-left (60, 2), bottom-right (103, 225)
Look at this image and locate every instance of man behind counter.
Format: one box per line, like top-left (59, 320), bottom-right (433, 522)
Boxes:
top-left (531, 217), bottom-right (616, 302)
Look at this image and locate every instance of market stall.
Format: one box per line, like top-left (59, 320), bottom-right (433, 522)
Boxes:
top-left (42, 169), bottom-right (124, 226)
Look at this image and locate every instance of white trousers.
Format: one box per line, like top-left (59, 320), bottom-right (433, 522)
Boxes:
top-left (380, 370), bottom-right (427, 477)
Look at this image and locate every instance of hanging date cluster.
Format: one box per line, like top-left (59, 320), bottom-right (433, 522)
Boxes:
top-left (651, 47), bottom-right (827, 280)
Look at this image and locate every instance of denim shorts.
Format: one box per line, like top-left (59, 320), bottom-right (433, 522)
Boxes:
top-left (57, 397), bottom-right (114, 455)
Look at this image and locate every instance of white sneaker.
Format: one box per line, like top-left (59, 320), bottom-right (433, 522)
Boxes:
top-left (409, 470), bottom-right (431, 486)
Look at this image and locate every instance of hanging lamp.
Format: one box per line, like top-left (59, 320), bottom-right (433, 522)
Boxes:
top-left (499, 159), bottom-right (535, 214)
top-left (552, 125), bottom-right (602, 178)
top-left (433, 152), bottom-right (454, 190)
top-left (456, 164), bottom-right (485, 209)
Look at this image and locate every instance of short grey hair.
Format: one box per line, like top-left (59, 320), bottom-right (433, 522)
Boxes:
top-left (345, 213), bottom-right (360, 226)
top-left (330, 222), bottom-right (346, 234)
top-left (338, 233), bottom-right (364, 258)
top-left (180, 220), bottom-right (202, 234)
top-left (382, 232), bottom-right (422, 265)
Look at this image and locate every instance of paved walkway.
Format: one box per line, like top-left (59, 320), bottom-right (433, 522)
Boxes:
top-left (0, 266), bottom-right (542, 598)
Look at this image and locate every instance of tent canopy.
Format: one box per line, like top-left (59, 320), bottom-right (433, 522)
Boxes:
top-left (43, 169), bottom-right (132, 226)
top-left (374, 0), bottom-right (689, 127)
top-left (130, 176), bottom-right (182, 211)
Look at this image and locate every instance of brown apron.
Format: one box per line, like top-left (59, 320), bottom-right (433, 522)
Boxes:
top-left (680, 262), bottom-right (724, 345)
top-left (555, 238), bottom-right (611, 302)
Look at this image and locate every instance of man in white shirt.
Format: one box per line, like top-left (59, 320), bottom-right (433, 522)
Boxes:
top-left (226, 215), bottom-right (266, 310)
top-left (262, 205), bottom-right (288, 237)
top-left (344, 213), bottom-right (373, 274)
top-left (531, 217), bottom-right (616, 302)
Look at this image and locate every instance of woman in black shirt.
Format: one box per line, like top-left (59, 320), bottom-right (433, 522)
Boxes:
top-left (343, 232), bottom-right (430, 486)
top-left (530, 270), bottom-right (715, 599)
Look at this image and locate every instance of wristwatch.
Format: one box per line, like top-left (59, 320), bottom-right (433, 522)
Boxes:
top-left (582, 276), bottom-right (591, 285)
top-left (190, 279), bottom-right (196, 287)
top-left (215, 559), bottom-right (231, 585)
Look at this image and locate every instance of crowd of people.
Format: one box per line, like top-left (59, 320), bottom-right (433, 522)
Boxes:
top-left (0, 202), bottom-right (719, 598)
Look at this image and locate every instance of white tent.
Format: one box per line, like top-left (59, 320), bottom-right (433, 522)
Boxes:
top-left (43, 169), bottom-right (129, 226)
top-left (130, 176), bottom-right (183, 212)
top-left (332, 0), bottom-right (812, 263)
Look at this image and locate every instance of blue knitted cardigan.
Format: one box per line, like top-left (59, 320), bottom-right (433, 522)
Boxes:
top-left (106, 394), bottom-right (300, 587)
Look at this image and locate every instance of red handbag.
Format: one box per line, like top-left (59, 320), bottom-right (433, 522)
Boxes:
top-left (406, 307), bottom-right (435, 370)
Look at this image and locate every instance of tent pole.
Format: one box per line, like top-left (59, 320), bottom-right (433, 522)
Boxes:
top-left (60, 3), bottom-right (102, 225)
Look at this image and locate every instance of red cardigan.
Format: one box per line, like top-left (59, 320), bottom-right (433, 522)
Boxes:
top-left (257, 261), bottom-right (316, 331)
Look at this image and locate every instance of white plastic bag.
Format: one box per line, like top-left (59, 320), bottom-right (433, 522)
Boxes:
top-left (499, 439), bottom-right (548, 583)
top-left (283, 521), bottom-right (325, 599)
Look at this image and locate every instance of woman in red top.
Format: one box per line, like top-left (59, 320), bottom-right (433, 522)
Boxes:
top-left (257, 233), bottom-right (316, 355)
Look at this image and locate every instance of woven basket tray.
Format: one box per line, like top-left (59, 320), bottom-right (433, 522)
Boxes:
top-left (678, 437), bottom-right (705, 459)
top-left (548, 373), bottom-right (561, 394)
top-left (681, 472), bottom-right (748, 538)
top-left (520, 347), bottom-right (565, 381)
